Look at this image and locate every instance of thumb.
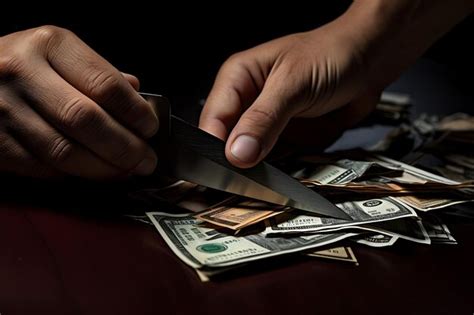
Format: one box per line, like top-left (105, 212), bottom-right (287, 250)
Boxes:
top-left (225, 80), bottom-right (296, 168)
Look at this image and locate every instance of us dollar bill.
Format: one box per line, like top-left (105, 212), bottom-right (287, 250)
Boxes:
top-left (195, 199), bottom-right (285, 231)
top-left (295, 218), bottom-right (430, 244)
top-left (368, 218), bottom-right (430, 244)
top-left (303, 180), bottom-right (473, 195)
top-left (396, 195), bottom-right (471, 212)
top-left (195, 246), bottom-right (360, 281)
top-left (264, 197), bottom-right (418, 235)
top-left (353, 234), bottom-right (399, 247)
top-left (146, 212), bottom-right (357, 269)
top-left (295, 155), bottom-right (473, 211)
top-left (293, 158), bottom-right (402, 185)
top-left (373, 155), bottom-right (473, 210)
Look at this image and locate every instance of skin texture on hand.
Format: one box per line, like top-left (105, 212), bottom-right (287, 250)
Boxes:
top-left (199, 26), bottom-right (376, 168)
top-left (0, 26), bottom-right (159, 179)
top-left (200, 0), bottom-right (474, 169)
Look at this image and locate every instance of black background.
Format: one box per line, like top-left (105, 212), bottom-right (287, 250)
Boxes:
top-left (1, 3), bottom-right (472, 117)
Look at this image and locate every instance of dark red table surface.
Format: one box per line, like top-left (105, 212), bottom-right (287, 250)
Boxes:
top-left (1, 196), bottom-right (473, 315)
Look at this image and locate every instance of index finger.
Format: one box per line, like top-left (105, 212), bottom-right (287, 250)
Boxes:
top-left (199, 56), bottom-right (262, 140)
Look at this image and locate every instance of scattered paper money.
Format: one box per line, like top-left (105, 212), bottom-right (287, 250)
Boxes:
top-left (264, 197), bottom-right (418, 235)
top-left (146, 212), bottom-right (357, 269)
top-left (135, 110), bottom-right (473, 280)
top-left (195, 199), bottom-right (285, 231)
top-left (293, 158), bottom-right (402, 185)
top-left (297, 154), bottom-right (473, 211)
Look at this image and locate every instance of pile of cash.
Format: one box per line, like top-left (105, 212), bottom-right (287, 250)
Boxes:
top-left (372, 112), bottom-right (473, 185)
top-left (122, 99), bottom-right (472, 280)
top-left (143, 146), bottom-right (472, 279)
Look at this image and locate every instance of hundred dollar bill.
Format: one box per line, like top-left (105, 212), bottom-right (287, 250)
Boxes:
top-left (265, 218), bottom-right (430, 244)
top-left (195, 199), bottom-right (285, 231)
top-left (396, 194), bottom-right (471, 211)
top-left (353, 234), bottom-right (399, 247)
top-left (303, 180), bottom-right (474, 195)
top-left (375, 155), bottom-right (473, 210)
top-left (264, 197), bottom-right (418, 235)
top-left (375, 155), bottom-right (464, 185)
top-left (293, 158), bottom-right (402, 185)
top-left (369, 218), bottom-right (430, 244)
top-left (301, 218), bottom-right (430, 244)
top-left (307, 246), bottom-right (358, 264)
top-left (300, 156), bottom-right (474, 190)
top-left (146, 212), bottom-right (357, 269)
top-left (196, 246), bottom-right (359, 281)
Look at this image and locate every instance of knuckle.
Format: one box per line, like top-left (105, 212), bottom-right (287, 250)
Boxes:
top-left (59, 97), bottom-right (100, 130)
top-left (48, 135), bottom-right (74, 164)
top-left (245, 107), bottom-right (280, 128)
top-left (85, 70), bottom-right (122, 103)
top-left (226, 52), bottom-right (244, 64)
top-left (220, 53), bottom-right (250, 75)
top-left (222, 53), bottom-right (244, 70)
top-left (29, 26), bottom-right (73, 60)
top-left (31, 25), bottom-right (69, 47)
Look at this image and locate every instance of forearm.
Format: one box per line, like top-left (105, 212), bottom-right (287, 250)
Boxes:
top-left (336, 0), bottom-right (474, 90)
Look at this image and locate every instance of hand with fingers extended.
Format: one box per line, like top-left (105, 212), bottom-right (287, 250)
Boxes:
top-left (199, 0), bottom-right (473, 168)
top-left (0, 26), bottom-right (158, 179)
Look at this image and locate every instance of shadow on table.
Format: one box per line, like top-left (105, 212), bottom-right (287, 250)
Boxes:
top-left (0, 173), bottom-right (187, 217)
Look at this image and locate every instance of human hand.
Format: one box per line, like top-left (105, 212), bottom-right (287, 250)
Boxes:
top-left (0, 26), bottom-right (158, 179)
top-left (200, 0), bottom-right (474, 168)
top-left (200, 25), bottom-right (378, 168)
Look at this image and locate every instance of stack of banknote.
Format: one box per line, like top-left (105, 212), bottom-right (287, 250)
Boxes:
top-left (372, 112), bottom-right (473, 184)
top-left (142, 146), bottom-right (471, 279)
top-left (127, 108), bottom-right (471, 280)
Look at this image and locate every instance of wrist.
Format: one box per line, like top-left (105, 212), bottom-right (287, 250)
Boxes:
top-left (336, 0), bottom-right (473, 91)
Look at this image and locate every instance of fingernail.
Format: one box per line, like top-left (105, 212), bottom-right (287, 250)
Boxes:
top-left (133, 151), bottom-right (157, 176)
top-left (230, 135), bottom-right (261, 164)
